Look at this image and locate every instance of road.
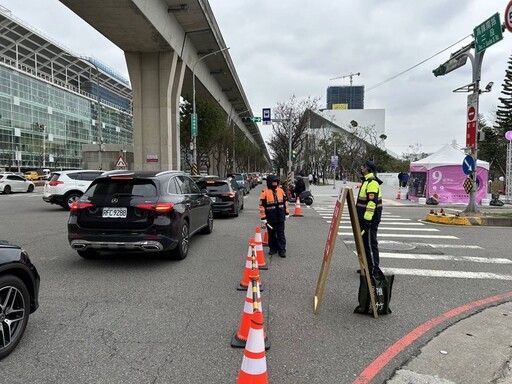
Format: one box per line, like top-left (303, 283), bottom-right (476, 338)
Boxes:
top-left (1, 184), bottom-right (511, 383)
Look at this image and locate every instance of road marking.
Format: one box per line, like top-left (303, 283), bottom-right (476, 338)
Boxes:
top-left (378, 252), bottom-right (512, 264)
top-left (325, 218), bottom-right (414, 222)
top-left (338, 232), bottom-right (458, 239)
top-left (382, 268), bottom-right (512, 280)
top-left (343, 240), bottom-right (483, 249)
top-left (338, 226), bottom-right (437, 232)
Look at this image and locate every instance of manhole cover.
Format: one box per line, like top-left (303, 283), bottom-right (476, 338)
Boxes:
top-left (379, 241), bottom-right (415, 251)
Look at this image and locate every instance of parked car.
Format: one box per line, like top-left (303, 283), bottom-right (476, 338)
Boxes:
top-left (43, 170), bottom-right (104, 210)
top-left (67, 170), bottom-right (213, 260)
top-left (0, 173), bottom-right (35, 194)
top-left (0, 241), bottom-right (40, 360)
top-left (194, 176), bottom-right (244, 217)
top-left (228, 173), bottom-right (251, 195)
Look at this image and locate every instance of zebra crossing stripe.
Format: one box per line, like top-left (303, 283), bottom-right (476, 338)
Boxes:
top-left (342, 240), bottom-right (482, 249)
top-left (338, 226), bottom-right (437, 232)
top-left (382, 268), bottom-right (512, 281)
top-left (378, 252), bottom-right (512, 264)
top-left (338, 232), bottom-right (458, 239)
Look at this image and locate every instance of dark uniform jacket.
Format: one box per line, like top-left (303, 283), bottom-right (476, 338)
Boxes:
top-left (259, 187), bottom-right (289, 223)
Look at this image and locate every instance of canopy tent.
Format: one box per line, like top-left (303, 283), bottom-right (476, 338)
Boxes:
top-left (408, 144), bottom-right (489, 204)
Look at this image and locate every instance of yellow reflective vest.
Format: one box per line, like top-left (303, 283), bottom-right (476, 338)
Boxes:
top-left (356, 173), bottom-right (383, 224)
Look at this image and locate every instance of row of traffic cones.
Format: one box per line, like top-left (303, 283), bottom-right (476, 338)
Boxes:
top-left (233, 229), bottom-right (271, 383)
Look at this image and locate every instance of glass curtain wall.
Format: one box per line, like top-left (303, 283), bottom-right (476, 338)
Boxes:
top-left (0, 65), bottom-right (132, 170)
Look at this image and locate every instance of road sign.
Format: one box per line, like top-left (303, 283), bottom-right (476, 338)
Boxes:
top-left (115, 155), bottom-right (127, 168)
top-left (506, 1), bottom-right (512, 33)
top-left (462, 155), bottom-right (475, 175)
top-left (474, 13), bottom-right (503, 53)
top-left (466, 93), bottom-right (478, 148)
top-left (262, 108), bottom-right (271, 125)
top-left (330, 155), bottom-right (338, 169)
top-left (191, 113), bottom-right (198, 137)
top-left (463, 177), bottom-right (473, 194)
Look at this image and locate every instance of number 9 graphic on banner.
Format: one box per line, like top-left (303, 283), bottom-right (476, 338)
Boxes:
top-left (432, 170), bottom-right (442, 184)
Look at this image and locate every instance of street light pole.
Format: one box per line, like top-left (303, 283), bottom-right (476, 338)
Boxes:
top-left (191, 46), bottom-right (230, 175)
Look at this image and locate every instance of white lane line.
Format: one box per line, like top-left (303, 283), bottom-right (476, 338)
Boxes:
top-left (325, 219), bottom-right (414, 223)
top-left (378, 252), bottom-right (512, 264)
top-left (325, 217), bottom-right (413, 221)
top-left (382, 268), bottom-right (512, 281)
top-left (343, 240), bottom-right (483, 249)
top-left (338, 232), bottom-right (458, 239)
top-left (338, 226), bottom-right (437, 232)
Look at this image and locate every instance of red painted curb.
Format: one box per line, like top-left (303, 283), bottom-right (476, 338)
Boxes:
top-left (353, 291), bottom-right (512, 384)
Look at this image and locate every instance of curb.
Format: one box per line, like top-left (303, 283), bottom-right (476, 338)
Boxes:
top-left (425, 213), bottom-right (512, 227)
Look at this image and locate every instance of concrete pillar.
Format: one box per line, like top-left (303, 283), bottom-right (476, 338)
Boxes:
top-left (125, 51), bottom-right (184, 171)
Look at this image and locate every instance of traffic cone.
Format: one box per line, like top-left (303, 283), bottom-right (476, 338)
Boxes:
top-left (292, 196), bottom-right (303, 217)
top-left (254, 227), bottom-right (268, 270)
top-left (262, 227), bottom-right (268, 247)
top-left (237, 310), bottom-right (269, 384)
top-left (440, 208), bottom-right (445, 216)
top-left (231, 279), bottom-right (269, 349)
top-left (396, 188), bottom-right (401, 199)
top-left (237, 239), bottom-right (264, 291)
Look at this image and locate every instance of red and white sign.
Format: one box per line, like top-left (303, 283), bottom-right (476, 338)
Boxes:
top-left (115, 156), bottom-right (127, 168)
top-left (146, 154), bottom-right (159, 163)
top-left (466, 94), bottom-right (478, 148)
top-left (505, 0), bottom-right (512, 33)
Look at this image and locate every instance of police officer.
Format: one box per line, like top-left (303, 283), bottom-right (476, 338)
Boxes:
top-left (259, 175), bottom-right (290, 257)
top-left (357, 161), bottom-right (384, 277)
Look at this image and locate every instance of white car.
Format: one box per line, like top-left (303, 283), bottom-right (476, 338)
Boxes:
top-left (0, 173), bottom-right (35, 194)
top-left (42, 170), bottom-right (104, 210)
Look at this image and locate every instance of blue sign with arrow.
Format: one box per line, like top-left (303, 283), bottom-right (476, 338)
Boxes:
top-left (462, 155), bottom-right (475, 175)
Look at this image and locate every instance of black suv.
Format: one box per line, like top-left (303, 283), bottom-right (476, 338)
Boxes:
top-left (67, 170), bottom-right (213, 260)
top-left (194, 176), bottom-right (244, 217)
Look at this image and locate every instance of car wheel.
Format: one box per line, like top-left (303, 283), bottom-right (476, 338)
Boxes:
top-left (172, 221), bottom-right (189, 260)
top-left (0, 275), bottom-right (30, 360)
top-left (2, 185), bottom-right (11, 195)
top-left (77, 250), bottom-right (100, 259)
top-left (27, 184), bottom-right (34, 193)
top-left (64, 193), bottom-right (81, 210)
top-left (201, 208), bottom-right (214, 234)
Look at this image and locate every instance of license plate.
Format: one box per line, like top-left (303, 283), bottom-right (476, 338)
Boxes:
top-left (102, 207), bottom-right (127, 218)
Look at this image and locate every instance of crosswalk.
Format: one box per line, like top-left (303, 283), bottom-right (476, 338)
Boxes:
top-left (313, 204), bottom-right (512, 281)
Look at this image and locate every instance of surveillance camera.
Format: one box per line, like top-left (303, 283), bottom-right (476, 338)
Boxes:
top-left (485, 82), bottom-right (494, 92)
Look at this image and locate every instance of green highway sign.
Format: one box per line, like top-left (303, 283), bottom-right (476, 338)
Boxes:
top-left (474, 13), bottom-right (503, 53)
top-left (241, 116), bottom-right (262, 123)
top-left (191, 113), bottom-right (198, 137)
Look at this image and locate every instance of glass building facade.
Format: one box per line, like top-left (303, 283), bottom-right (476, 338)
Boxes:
top-left (326, 86), bottom-right (365, 110)
top-left (0, 8), bottom-right (133, 172)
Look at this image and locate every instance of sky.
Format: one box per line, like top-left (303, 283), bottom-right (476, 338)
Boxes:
top-left (1, 0), bottom-right (511, 158)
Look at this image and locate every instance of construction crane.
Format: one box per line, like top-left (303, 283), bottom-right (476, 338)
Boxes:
top-left (329, 72), bottom-right (360, 86)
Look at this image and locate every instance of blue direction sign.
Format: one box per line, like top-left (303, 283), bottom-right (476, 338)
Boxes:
top-left (462, 155), bottom-right (475, 175)
top-left (262, 108), bottom-right (271, 125)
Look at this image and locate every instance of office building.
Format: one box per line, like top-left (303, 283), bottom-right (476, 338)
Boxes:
top-left (326, 85), bottom-right (365, 110)
top-left (0, 6), bottom-right (132, 171)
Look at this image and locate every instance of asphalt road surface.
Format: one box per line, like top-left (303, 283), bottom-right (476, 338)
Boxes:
top-left (1, 184), bottom-right (511, 383)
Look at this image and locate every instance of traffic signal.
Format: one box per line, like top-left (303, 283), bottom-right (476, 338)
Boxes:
top-left (432, 63), bottom-right (447, 77)
top-left (292, 149), bottom-right (297, 160)
top-left (241, 116), bottom-right (262, 123)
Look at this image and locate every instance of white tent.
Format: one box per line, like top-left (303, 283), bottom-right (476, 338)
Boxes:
top-left (408, 144), bottom-right (489, 204)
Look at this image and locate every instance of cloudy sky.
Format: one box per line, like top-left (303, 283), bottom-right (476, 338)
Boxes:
top-left (1, 0), bottom-right (511, 157)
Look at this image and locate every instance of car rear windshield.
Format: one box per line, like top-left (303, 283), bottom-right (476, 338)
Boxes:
top-left (86, 179), bottom-right (158, 198)
top-left (205, 181), bottom-right (230, 193)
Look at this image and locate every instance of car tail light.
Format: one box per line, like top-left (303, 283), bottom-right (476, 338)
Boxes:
top-left (135, 202), bottom-right (174, 212)
top-left (111, 176), bottom-right (133, 180)
top-left (70, 201), bottom-right (94, 210)
top-left (223, 192), bottom-right (235, 200)
top-left (49, 180), bottom-right (64, 186)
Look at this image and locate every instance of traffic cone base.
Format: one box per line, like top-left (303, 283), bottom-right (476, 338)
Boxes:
top-left (292, 196), bottom-right (304, 217)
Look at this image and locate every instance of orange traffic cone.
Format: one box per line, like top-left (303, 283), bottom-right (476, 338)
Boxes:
top-left (231, 279), bottom-right (269, 349)
top-left (262, 227), bottom-right (268, 247)
top-left (254, 227), bottom-right (268, 270)
top-left (292, 196), bottom-right (303, 217)
top-left (237, 310), bottom-right (269, 384)
top-left (396, 188), bottom-right (401, 199)
top-left (237, 239), bottom-right (264, 291)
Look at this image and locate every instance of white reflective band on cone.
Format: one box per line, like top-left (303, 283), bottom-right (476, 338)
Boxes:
top-left (240, 356), bottom-right (267, 375)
